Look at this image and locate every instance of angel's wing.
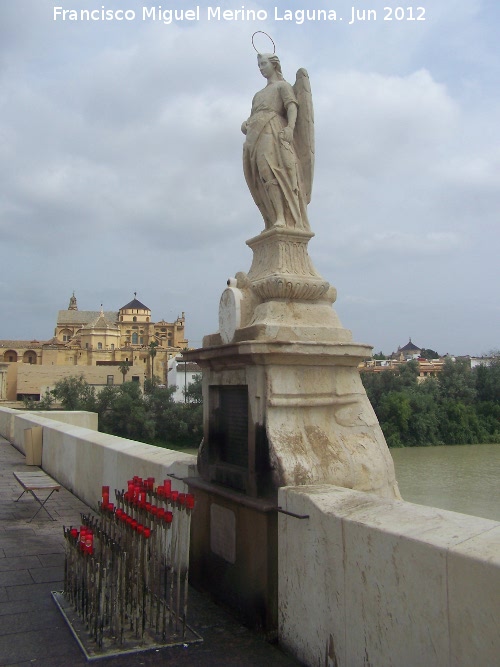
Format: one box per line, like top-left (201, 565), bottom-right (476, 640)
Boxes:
top-left (293, 68), bottom-right (315, 204)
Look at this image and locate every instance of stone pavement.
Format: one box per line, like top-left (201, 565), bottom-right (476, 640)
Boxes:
top-left (0, 437), bottom-right (301, 667)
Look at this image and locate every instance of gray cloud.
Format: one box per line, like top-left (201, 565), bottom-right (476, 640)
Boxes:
top-left (0, 0), bottom-right (498, 356)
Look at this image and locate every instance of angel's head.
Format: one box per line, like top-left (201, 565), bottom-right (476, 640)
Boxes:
top-left (257, 53), bottom-right (284, 81)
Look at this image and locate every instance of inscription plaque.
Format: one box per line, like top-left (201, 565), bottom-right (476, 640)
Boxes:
top-left (203, 384), bottom-right (272, 496)
top-left (210, 385), bottom-right (248, 469)
top-left (210, 503), bottom-right (236, 564)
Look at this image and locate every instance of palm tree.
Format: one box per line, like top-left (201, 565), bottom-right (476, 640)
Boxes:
top-left (118, 360), bottom-right (131, 384)
top-left (148, 341), bottom-right (159, 384)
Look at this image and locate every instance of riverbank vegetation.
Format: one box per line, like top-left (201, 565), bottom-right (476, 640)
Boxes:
top-left (25, 375), bottom-right (203, 449)
top-left (361, 356), bottom-right (500, 447)
top-left (25, 355), bottom-right (499, 450)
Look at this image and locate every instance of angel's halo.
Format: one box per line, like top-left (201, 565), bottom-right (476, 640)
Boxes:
top-left (251, 31), bottom-right (276, 55)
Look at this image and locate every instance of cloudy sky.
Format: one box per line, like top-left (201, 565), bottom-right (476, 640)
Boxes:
top-left (1, 0), bottom-right (498, 356)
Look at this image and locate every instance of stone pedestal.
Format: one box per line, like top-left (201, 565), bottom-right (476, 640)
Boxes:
top-left (186, 339), bottom-right (399, 500)
top-left (183, 226), bottom-right (400, 631)
top-left (185, 227), bottom-right (400, 500)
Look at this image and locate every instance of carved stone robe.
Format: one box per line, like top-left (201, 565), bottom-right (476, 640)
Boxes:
top-left (243, 81), bottom-right (310, 232)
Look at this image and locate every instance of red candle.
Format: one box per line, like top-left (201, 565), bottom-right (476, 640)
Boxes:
top-left (171, 490), bottom-right (178, 503)
top-left (186, 494), bottom-right (195, 509)
top-left (165, 511), bottom-right (173, 524)
top-left (163, 479), bottom-right (172, 494)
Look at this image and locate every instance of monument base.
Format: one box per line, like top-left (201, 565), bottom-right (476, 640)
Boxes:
top-left (182, 221), bottom-right (401, 629)
top-left (187, 478), bottom-right (278, 634)
top-left (184, 339), bottom-right (400, 499)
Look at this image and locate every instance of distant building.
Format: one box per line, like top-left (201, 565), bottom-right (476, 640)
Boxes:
top-left (361, 339), bottom-right (445, 382)
top-left (392, 339), bottom-right (422, 361)
top-left (167, 356), bottom-right (202, 402)
top-left (468, 356), bottom-right (495, 369)
top-left (0, 293), bottom-right (189, 401)
top-left (360, 357), bottom-right (444, 382)
top-left (54, 293), bottom-right (187, 352)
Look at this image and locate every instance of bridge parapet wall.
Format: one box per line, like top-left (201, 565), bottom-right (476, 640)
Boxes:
top-left (278, 484), bottom-right (500, 667)
top-left (0, 406), bottom-right (197, 509)
top-left (0, 407), bottom-right (98, 445)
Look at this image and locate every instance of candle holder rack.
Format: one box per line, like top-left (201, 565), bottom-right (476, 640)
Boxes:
top-left (52, 477), bottom-right (202, 660)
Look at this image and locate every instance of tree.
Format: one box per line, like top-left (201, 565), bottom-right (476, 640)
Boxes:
top-left (94, 385), bottom-right (120, 428)
top-left (420, 348), bottom-right (440, 359)
top-left (140, 381), bottom-right (202, 447)
top-left (378, 391), bottom-right (412, 447)
top-left (148, 341), bottom-right (159, 385)
top-left (23, 389), bottom-right (55, 411)
top-left (145, 383), bottom-right (177, 442)
top-left (472, 353), bottom-right (500, 442)
top-left (438, 400), bottom-right (484, 444)
top-left (362, 360), bottom-right (419, 414)
top-left (32, 373), bottom-right (204, 449)
top-left (144, 375), bottom-right (163, 395)
top-left (51, 375), bottom-right (97, 411)
top-left (474, 355), bottom-right (500, 404)
top-left (183, 375), bottom-right (202, 404)
top-left (438, 358), bottom-right (476, 404)
top-left (118, 360), bottom-right (131, 384)
top-left (100, 382), bottom-right (153, 442)
top-left (405, 383), bottom-right (441, 446)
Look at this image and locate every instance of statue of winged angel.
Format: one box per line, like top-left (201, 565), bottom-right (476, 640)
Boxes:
top-left (241, 53), bottom-right (314, 232)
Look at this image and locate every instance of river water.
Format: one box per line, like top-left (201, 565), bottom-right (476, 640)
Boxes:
top-left (391, 444), bottom-right (500, 522)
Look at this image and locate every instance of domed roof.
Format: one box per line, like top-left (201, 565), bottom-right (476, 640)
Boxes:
top-left (400, 339), bottom-right (421, 352)
top-left (120, 293), bottom-right (150, 311)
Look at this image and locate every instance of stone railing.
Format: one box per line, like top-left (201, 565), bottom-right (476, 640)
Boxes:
top-left (0, 406), bottom-right (197, 509)
top-left (278, 484), bottom-right (500, 667)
